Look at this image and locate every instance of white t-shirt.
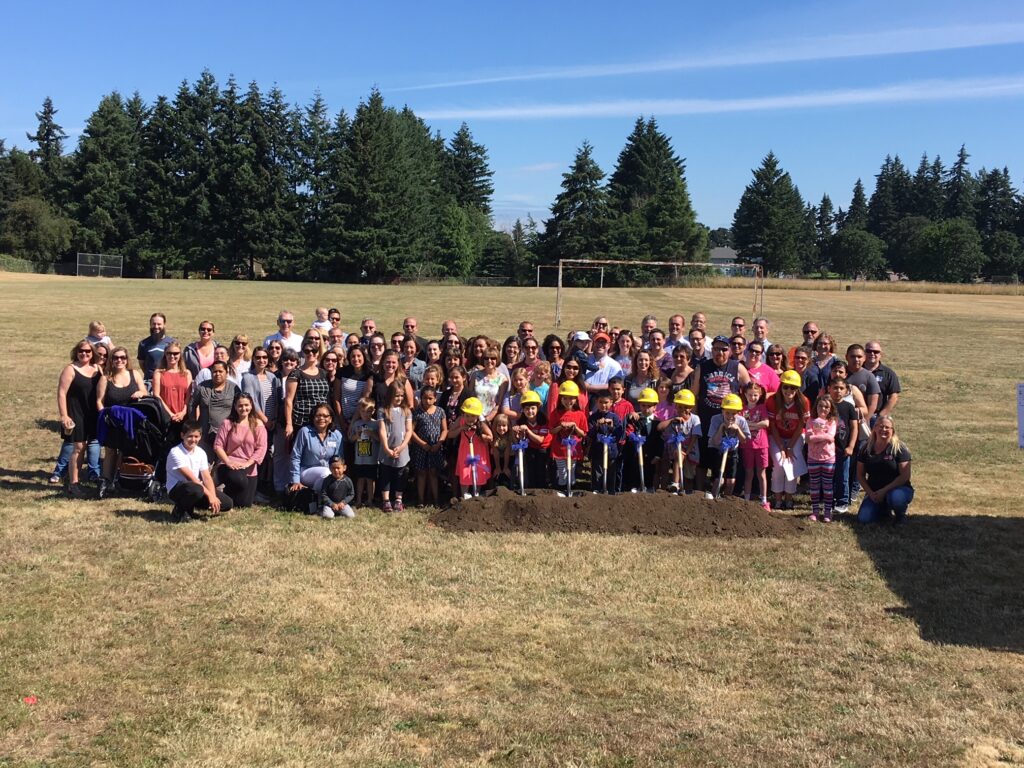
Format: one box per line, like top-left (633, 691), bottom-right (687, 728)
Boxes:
top-left (584, 355), bottom-right (623, 391)
top-left (166, 443), bottom-right (210, 492)
top-left (262, 331), bottom-right (303, 353)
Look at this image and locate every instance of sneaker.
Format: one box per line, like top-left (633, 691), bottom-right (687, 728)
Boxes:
top-left (49, 474), bottom-right (62, 485)
top-left (98, 479), bottom-right (109, 499)
top-left (462, 492), bottom-right (472, 500)
top-left (66, 483), bottom-right (86, 499)
top-left (629, 488), bottom-right (639, 494)
top-left (667, 482), bottom-right (680, 493)
top-left (393, 500), bottom-right (405, 512)
top-left (382, 501), bottom-right (393, 513)
top-left (556, 491), bottom-right (566, 498)
top-left (761, 501), bottom-right (771, 512)
top-left (833, 503), bottom-right (849, 515)
top-left (173, 506), bottom-right (194, 524)
top-left (823, 514), bottom-right (833, 523)
top-left (808, 513), bottom-right (819, 522)
top-left (320, 506), bottom-right (335, 519)
top-left (704, 492), bottom-right (715, 500)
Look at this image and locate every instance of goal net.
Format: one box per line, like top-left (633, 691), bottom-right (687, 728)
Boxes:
top-left (76, 252), bottom-right (124, 278)
top-left (551, 258), bottom-right (764, 327)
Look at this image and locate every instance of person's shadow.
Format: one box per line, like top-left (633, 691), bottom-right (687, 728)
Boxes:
top-left (854, 514), bottom-right (1024, 653)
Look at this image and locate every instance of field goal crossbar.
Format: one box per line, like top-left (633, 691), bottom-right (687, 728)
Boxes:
top-left (553, 258), bottom-right (764, 328)
top-left (76, 252), bottom-right (124, 278)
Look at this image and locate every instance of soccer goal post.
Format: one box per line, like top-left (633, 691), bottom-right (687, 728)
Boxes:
top-left (76, 252), bottom-right (124, 278)
top-left (553, 258), bottom-right (764, 327)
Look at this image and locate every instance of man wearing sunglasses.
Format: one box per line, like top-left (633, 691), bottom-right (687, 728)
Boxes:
top-left (862, 340), bottom-right (901, 420)
top-left (262, 310), bottom-right (303, 353)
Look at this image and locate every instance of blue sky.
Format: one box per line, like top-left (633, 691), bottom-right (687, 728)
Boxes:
top-left (2, 0), bottom-right (1023, 229)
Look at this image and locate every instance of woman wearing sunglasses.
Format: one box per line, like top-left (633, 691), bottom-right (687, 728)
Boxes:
top-left (95, 346), bottom-right (147, 497)
top-left (56, 341), bottom-right (102, 497)
top-left (183, 320), bottom-right (217, 377)
top-left (152, 343), bottom-right (193, 424)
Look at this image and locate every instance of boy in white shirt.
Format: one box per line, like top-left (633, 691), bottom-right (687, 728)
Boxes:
top-left (166, 421), bottom-right (233, 522)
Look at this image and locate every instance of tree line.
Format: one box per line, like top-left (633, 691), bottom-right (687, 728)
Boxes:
top-left (1, 72), bottom-right (1021, 284)
top-left (731, 149), bottom-right (1024, 282)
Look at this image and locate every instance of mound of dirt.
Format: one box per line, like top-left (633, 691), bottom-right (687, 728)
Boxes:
top-left (430, 487), bottom-right (806, 538)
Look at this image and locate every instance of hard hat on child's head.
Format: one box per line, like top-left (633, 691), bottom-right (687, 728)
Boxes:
top-left (637, 388), bottom-right (659, 404)
top-left (779, 369), bottom-right (803, 388)
top-left (673, 389), bottom-right (696, 407)
top-left (520, 390), bottom-right (542, 406)
top-left (461, 397), bottom-right (483, 416)
top-left (558, 381), bottom-right (580, 398)
top-left (721, 393), bottom-right (743, 411)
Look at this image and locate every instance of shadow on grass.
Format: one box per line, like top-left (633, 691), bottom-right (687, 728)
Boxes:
top-left (854, 514), bottom-right (1024, 653)
top-left (35, 417), bottom-right (60, 431)
top-left (113, 507), bottom-right (175, 523)
top-left (0, 466), bottom-right (52, 482)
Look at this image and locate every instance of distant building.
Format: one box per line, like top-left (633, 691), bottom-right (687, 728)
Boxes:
top-left (710, 246), bottom-right (737, 266)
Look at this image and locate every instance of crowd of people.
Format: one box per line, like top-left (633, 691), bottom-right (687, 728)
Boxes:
top-left (54, 307), bottom-right (914, 524)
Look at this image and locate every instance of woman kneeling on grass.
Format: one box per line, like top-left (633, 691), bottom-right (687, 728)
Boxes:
top-left (856, 415), bottom-right (914, 524)
top-left (167, 421), bottom-right (233, 523)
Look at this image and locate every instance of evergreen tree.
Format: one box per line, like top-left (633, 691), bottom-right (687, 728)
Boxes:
top-left (840, 178), bottom-right (869, 231)
top-left (910, 153), bottom-right (944, 220)
top-left (813, 193), bottom-right (835, 273)
top-left (980, 230), bottom-right (1022, 279)
top-left (829, 227), bottom-right (887, 279)
top-left (541, 141), bottom-right (611, 266)
top-left (731, 152), bottom-right (810, 275)
top-left (26, 96), bottom-right (68, 202)
top-left (508, 217), bottom-right (539, 285)
top-left (134, 95), bottom-right (182, 270)
top-left (443, 122), bottom-right (494, 216)
top-left (974, 167), bottom-right (1018, 240)
top-left (867, 155), bottom-right (912, 240)
top-left (906, 218), bottom-right (986, 282)
top-left (0, 196), bottom-right (73, 264)
top-left (707, 227), bottom-right (733, 248)
top-left (944, 145), bottom-right (976, 220)
top-left (297, 92), bottom-right (335, 275)
top-left (885, 216), bottom-right (930, 276)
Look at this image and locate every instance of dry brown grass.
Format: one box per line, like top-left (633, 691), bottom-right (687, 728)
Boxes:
top-left (1, 273), bottom-right (1023, 767)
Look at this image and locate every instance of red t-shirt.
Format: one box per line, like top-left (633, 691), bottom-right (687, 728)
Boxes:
top-left (767, 397), bottom-right (810, 440)
top-left (548, 408), bottom-right (588, 460)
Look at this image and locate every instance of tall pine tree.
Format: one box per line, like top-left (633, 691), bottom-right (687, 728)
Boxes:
top-left (26, 96), bottom-right (69, 204)
top-left (541, 141), bottom-right (610, 267)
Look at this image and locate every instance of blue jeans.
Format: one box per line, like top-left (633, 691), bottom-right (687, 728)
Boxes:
top-left (857, 486), bottom-right (915, 523)
top-left (832, 452), bottom-right (851, 506)
top-left (52, 440), bottom-right (101, 480)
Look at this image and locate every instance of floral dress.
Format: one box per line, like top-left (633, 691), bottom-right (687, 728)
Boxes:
top-left (411, 407), bottom-right (445, 470)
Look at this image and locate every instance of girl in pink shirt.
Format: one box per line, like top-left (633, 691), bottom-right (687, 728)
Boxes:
top-left (804, 397), bottom-right (838, 522)
top-left (213, 394), bottom-right (268, 508)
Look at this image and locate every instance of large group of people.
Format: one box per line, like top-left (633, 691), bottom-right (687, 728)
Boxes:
top-left (54, 306), bottom-right (914, 524)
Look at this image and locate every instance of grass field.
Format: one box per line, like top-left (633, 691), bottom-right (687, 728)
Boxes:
top-left (1, 273), bottom-right (1023, 767)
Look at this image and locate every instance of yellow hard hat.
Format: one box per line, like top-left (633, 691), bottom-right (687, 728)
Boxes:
top-left (637, 387), bottom-right (659, 404)
top-left (461, 397), bottom-right (483, 416)
top-left (558, 380), bottom-right (580, 398)
top-left (520, 390), bottom-right (542, 406)
top-left (673, 389), bottom-right (696, 407)
top-left (721, 393), bottom-right (743, 411)
top-left (779, 369), bottom-right (803, 388)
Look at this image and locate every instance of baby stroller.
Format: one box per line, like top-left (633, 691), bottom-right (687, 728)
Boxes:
top-left (97, 397), bottom-right (173, 501)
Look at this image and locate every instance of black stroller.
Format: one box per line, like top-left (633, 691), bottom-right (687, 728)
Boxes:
top-left (97, 397), bottom-right (174, 501)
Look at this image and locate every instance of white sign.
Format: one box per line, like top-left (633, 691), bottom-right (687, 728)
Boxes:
top-left (1019, 383), bottom-right (1024, 449)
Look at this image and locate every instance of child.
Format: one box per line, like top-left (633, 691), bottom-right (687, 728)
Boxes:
top-left (588, 392), bottom-right (624, 494)
top-left (530, 361), bottom-right (551, 406)
top-left (410, 385), bottom-right (447, 506)
top-left (768, 369), bottom-right (810, 510)
top-left (740, 381), bottom-right (771, 510)
top-left (417, 364), bottom-right (444, 402)
top-left (608, 377), bottom-right (635, 423)
top-left (707, 394), bottom-right (751, 499)
top-left (658, 388), bottom-right (701, 494)
top-left (312, 307), bottom-right (332, 333)
top-left (625, 387), bottom-right (661, 492)
top-left (449, 397), bottom-right (493, 498)
top-left (653, 377), bottom-right (674, 422)
top-left (504, 368), bottom-right (531, 418)
top-left (377, 381), bottom-right (413, 512)
top-left (490, 413), bottom-right (513, 488)
top-left (514, 390), bottom-right (550, 489)
top-left (805, 396), bottom-right (838, 522)
top-left (347, 397), bottom-right (379, 507)
top-left (86, 321), bottom-right (112, 347)
top-left (827, 378), bottom-right (859, 515)
top-left (318, 455), bottom-right (356, 519)
top-left (166, 421), bottom-right (233, 522)
top-left (549, 380), bottom-right (588, 496)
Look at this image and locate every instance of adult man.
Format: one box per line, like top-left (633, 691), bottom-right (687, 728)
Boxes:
top-left (583, 333), bottom-right (622, 394)
top-left (441, 319), bottom-right (459, 338)
top-left (751, 318), bottom-right (772, 363)
top-left (729, 334), bottom-right (747, 362)
top-left (844, 344), bottom-right (881, 416)
top-left (328, 308), bottom-right (342, 329)
top-left (263, 310), bottom-right (303, 353)
top-left (390, 331), bottom-right (405, 353)
top-left (688, 328), bottom-right (711, 362)
top-left (359, 318), bottom-right (378, 348)
top-left (167, 421), bottom-right (233, 523)
top-left (640, 314), bottom-right (658, 348)
top-left (665, 314), bottom-right (692, 354)
top-left (137, 312), bottom-right (176, 382)
top-left (690, 312), bottom-right (708, 334)
top-left (327, 327), bottom-right (346, 353)
top-left (729, 316), bottom-right (746, 338)
top-left (789, 321), bottom-right (820, 366)
top-left (402, 317), bottom-right (428, 359)
top-left (695, 336), bottom-right (750, 493)
top-left (863, 340), bottom-right (901, 418)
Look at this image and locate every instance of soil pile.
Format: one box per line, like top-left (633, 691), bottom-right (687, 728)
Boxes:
top-left (430, 487), bottom-right (806, 538)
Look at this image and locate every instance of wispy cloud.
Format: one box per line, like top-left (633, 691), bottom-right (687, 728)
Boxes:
top-left (394, 23), bottom-right (1024, 91)
top-left (418, 75), bottom-right (1024, 121)
top-left (513, 162), bottom-right (561, 174)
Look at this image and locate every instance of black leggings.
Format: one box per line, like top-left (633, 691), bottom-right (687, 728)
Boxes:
top-left (169, 481), bottom-right (234, 514)
top-left (379, 464), bottom-right (409, 494)
top-left (217, 466), bottom-right (258, 507)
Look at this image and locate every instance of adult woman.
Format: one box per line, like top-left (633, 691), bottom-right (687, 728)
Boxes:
top-left (648, 328), bottom-right (673, 374)
top-left (807, 333), bottom-right (838, 400)
top-left (541, 334), bottom-right (565, 378)
top-left (613, 330), bottom-right (636, 377)
top-left (791, 346), bottom-right (813, 392)
top-left (425, 340), bottom-right (443, 367)
top-left (744, 341), bottom-right (780, 396)
top-left (765, 344), bottom-right (789, 378)
top-left (344, 332), bottom-right (361, 352)
top-left (514, 336), bottom-right (541, 376)
top-left (856, 415), bottom-right (913, 524)
top-left (471, 343), bottom-right (508, 423)
top-left (195, 345), bottom-right (242, 388)
top-left (320, 348), bottom-right (341, 390)
top-left (228, 334), bottom-right (252, 377)
top-left (265, 340), bottom-right (284, 374)
top-left (302, 330), bottom-right (326, 362)
top-left (443, 333), bottom-right (466, 363)
top-left (213, 394), bottom-right (267, 508)
top-left (366, 333), bottom-right (387, 372)
top-left (402, 337), bottom-right (426, 388)
top-left (272, 350), bottom-right (300, 495)
top-left (93, 343), bottom-right (109, 371)
top-left (284, 336), bottom-right (329, 443)
top-left (364, 350), bottom-right (415, 412)
top-left (96, 346), bottom-right (146, 497)
top-left (625, 349), bottom-right (659, 404)
top-left (667, 344), bottom-right (697, 399)
top-left (190, 360), bottom-right (239, 461)
top-left (442, 350), bottom-right (465, 379)
top-left (57, 341), bottom-right (100, 497)
top-left (183, 320), bottom-right (217, 377)
top-left (466, 336), bottom-right (491, 372)
top-left (240, 346), bottom-right (281, 499)
top-left (500, 336), bottom-right (521, 376)
top-left (547, 357), bottom-right (588, 419)
top-left (152, 343), bottom-right (193, 424)
top-left (335, 344), bottom-right (372, 435)
top-left (289, 403), bottom-right (343, 499)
